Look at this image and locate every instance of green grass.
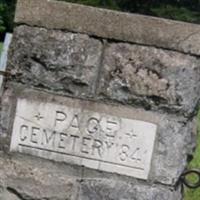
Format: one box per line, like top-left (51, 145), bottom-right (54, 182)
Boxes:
top-left (184, 111), bottom-right (200, 200)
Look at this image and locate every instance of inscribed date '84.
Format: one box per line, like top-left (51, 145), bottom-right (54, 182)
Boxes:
top-left (10, 98), bottom-right (157, 179)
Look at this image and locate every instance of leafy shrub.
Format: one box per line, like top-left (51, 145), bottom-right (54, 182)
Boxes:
top-left (0, 3), bottom-right (5, 33)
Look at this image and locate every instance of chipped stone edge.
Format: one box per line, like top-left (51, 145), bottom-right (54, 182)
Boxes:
top-left (15, 0), bottom-right (200, 56)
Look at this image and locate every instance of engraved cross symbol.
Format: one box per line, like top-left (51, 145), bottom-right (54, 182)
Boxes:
top-left (35, 112), bottom-right (43, 121)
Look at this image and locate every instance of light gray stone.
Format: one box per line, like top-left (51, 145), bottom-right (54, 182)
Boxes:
top-left (97, 43), bottom-right (200, 116)
top-left (8, 25), bottom-right (102, 98)
top-left (15, 0), bottom-right (200, 55)
top-left (10, 98), bottom-right (157, 180)
top-left (150, 115), bottom-right (195, 184)
top-left (0, 153), bottom-right (183, 200)
top-left (4, 89), bottom-right (195, 185)
top-left (0, 189), bottom-right (21, 200)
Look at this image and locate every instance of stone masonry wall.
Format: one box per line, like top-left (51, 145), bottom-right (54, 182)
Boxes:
top-left (0, 0), bottom-right (200, 199)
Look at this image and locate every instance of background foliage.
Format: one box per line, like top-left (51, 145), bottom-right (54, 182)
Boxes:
top-left (0, 0), bottom-right (16, 39)
top-left (61, 0), bottom-right (200, 22)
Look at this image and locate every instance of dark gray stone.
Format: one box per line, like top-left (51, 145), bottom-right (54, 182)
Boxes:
top-left (97, 43), bottom-right (200, 116)
top-left (0, 153), bottom-right (183, 200)
top-left (150, 114), bottom-right (196, 185)
top-left (0, 153), bottom-right (79, 200)
top-left (8, 25), bottom-right (102, 98)
top-left (6, 179), bottom-right (77, 200)
top-left (79, 180), bottom-right (182, 200)
top-left (0, 87), bottom-right (14, 152)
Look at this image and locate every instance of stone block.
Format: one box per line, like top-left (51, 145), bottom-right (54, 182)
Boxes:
top-left (0, 153), bottom-right (80, 200)
top-left (8, 25), bottom-right (102, 98)
top-left (10, 97), bottom-right (157, 180)
top-left (79, 180), bottom-right (182, 200)
top-left (0, 152), bottom-right (183, 200)
top-left (15, 0), bottom-right (200, 55)
top-left (1, 0), bottom-right (199, 199)
top-left (97, 43), bottom-right (200, 115)
top-left (7, 89), bottom-right (195, 185)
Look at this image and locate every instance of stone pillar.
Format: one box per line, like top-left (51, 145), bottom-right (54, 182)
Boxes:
top-left (0, 0), bottom-right (200, 199)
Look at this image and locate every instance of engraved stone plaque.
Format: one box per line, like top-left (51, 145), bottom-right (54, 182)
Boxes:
top-left (10, 98), bottom-right (157, 180)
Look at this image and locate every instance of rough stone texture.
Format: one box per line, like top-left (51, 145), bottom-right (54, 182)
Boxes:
top-left (15, 0), bottom-right (200, 56)
top-left (0, 189), bottom-right (21, 200)
top-left (80, 180), bottom-right (182, 200)
top-left (0, 153), bottom-right (182, 200)
top-left (0, 87), bottom-right (195, 186)
top-left (8, 25), bottom-right (102, 98)
top-left (98, 43), bottom-right (200, 116)
top-left (0, 87), bottom-right (13, 152)
top-left (2, 1), bottom-right (199, 199)
top-left (150, 115), bottom-right (195, 185)
top-left (10, 98), bottom-right (157, 180)
top-left (8, 26), bottom-right (200, 116)
top-left (0, 153), bottom-right (79, 200)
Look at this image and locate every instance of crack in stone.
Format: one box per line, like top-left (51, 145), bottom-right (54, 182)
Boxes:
top-left (7, 187), bottom-right (27, 200)
top-left (176, 30), bottom-right (200, 48)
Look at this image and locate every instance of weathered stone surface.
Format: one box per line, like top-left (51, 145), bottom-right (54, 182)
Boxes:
top-left (0, 87), bottom-right (14, 152)
top-left (8, 26), bottom-right (200, 116)
top-left (0, 153), bottom-right (182, 200)
top-left (0, 189), bottom-right (21, 200)
top-left (2, 88), bottom-right (195, 185)
top-left (6, 179), bottom-right (77, 200)
top-left (8, 25), bottom-right (102, 98)
top-left (0, 153), bottom-right (79, 200)
top-left (15, 0), bottom-right (200, 56)
top-left (10, 98), bottom-right (157, 180)
top-left (80, 180), bottom-right (182, 200)
top-left (98, 43), bottom-right (200, 115)
top-left (2, 1), bottom-right (199, 198)
top-left (150, 115), bottom-right (195, 184)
